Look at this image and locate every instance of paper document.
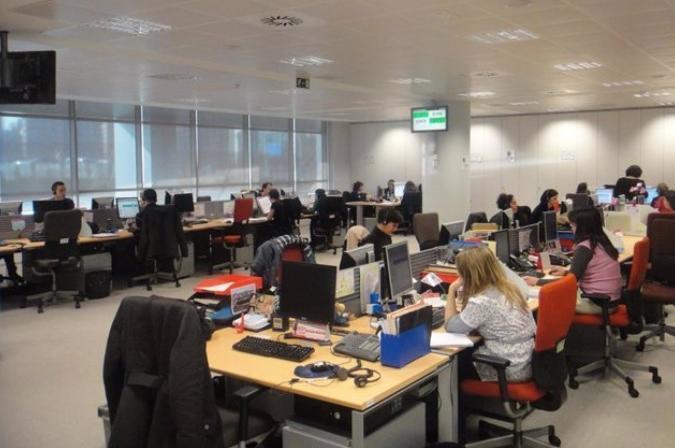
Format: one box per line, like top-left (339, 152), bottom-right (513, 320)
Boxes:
top-left (423, 297), bottom-right (445, 308)
top-left (201, 282), bottom-right (234, 293)
top-left (92, 233), bottom-right (117, 238)
top-left (528, 287), bottom-right (541, 298)
top-left (336, 268), bottom-right (356, 298)
top-left (430, 332), bottom-right (474, 348)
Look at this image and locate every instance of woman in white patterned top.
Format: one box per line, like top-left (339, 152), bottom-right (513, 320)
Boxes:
top-left (445, 246), bottom-right (536, 382)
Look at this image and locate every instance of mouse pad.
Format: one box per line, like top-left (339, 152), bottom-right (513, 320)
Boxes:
top-left (294, 364), bottom-right (335, 379)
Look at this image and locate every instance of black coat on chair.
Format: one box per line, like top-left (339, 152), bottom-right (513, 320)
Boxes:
top-left (137, 205), bottom-right (188, 262)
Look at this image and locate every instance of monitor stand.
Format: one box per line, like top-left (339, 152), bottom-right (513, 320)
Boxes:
top-left (289, 320), bottom-right (331, 344)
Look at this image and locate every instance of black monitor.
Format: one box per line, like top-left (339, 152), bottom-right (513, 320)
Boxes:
top-left (511, 223), bottom-right (539, 255)
top-left (493, 229), bottom-right (511, 264)
top-left (339, 244), bottom-right (375, 270)
top-left (280, 261), bottom-right (336, 324)
top-left (32, 199), bottom-right (73, 223)
top-left (172, 193), bottom-right (194, 214)
top-left (117, 197), bottom-right (140, 219)
top-left (438, 220), bottom-right (464, 245)
top-left (164, 191), bottom-right (172, 205)
top-left (0, 50), bottom-right (56, 104)
top-left (0, 201), bottom-right (22, 216)
top-left (91, 197), bottom-right (114, 210)
top-left (383, 241), bottom-right (413, 301)
top-left (542, 210), bottom-right (558, 243)
top-left (566, 193), bottom-right (592, 211)
top-left (93, 208), bottom-right (123, 231)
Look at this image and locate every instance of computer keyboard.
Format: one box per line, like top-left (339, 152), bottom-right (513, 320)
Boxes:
top-left (232, 336), bottom-right (314, 362)
top-left (520, 270), bottom-right (545, 278)
top-left (333, 333), bottom-right (380, 362)
top-left (29, 231), bottom-right (45, 242)
top-left (183, 218), bottom-right (209, 226)
top-left (432, 307), bottom-right (445, 330)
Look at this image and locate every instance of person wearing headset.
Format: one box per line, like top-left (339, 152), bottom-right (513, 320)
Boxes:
top-left (50, 181), bottom-right (75, 209)
top-left (359, 207), bottom-right (403, 261)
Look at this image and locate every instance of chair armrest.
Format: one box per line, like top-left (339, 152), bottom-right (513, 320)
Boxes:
top-left (234, 385), bottom-right (267, 443)
top-left (233, 385), bottom-right (266, 402)
top-left (472, 353), bottom-right (511, 402)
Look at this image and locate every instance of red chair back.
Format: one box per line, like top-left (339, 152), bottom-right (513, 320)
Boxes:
top-left (627, 237), bottom-right (650, 291)
top-left (647, 212), bottom-right (675, 284)
top-left (535, 274), bottom-right (577, 353)
top-left (277, 243), bottom-right (306, 285)
top-left (233, 198), bottom-right (253, 224)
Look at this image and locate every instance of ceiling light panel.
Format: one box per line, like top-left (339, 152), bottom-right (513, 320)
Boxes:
top-left (388, 78), bottom-right (431, 85)
top-left (279, 56), bottom-right (333, 67)
top-left (509, 101), bottom-right (539, 106)
top-left (89, 16), bottom-right (172, 35)
top-left (601, 80), bottom-right (644, 87)
top-left (634, 91), bottom-right (671, 98)
top-left (458, 91), bottom-right (496, 98)
top-left (554, 61), bottom-right (603, 71)
top-left (469, 29), bottom-right (539, 44)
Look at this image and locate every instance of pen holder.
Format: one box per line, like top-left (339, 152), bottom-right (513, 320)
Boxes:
top-left (380, 323), bottom-right (431, 369)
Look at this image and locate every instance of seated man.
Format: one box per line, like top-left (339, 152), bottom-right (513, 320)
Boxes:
top-left (360, 208), bottom-right (403, 261)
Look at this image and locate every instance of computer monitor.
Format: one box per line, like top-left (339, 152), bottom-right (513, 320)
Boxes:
top-left (512, 223), bottom-right (539, 254)
top-left (172, 193), bottom-right (194, 214)
top-left (493, 229), bottom-right (511, 264)
top-left (91, 197), bottom-right (114, 210)
top-left (32, 200), bottom-right (73, 223)
top-left (339, 244), bottom-right (375, 270)
top-left (117, 197), bottom-right (140, 219)
top-left (93, 208), bottom-right (123, 231)
top-left (645, 187), bottom-right (658, 204)
top-left (383, 241), bottom-right (414, 301)
top-left (394, 181), bottom-right (405, 199)
top-left (594, 188), bottom-right (613, 205)
top-left (0, 201), bottom-right (22, 216)
top-left (542, 210), bottom-right (558, 243)
top-left (201, 200), bottom-right (225, 219)
top-left (164, 191), bottom-right (172, 205)
top-left (566, 193), bottom-right (592, 211)
top-left (280, 261), bottom-right (336, 324)
top-left (223, 200), bottom-right (235, 218)
top-left (438, 220), bottom-right (464, 245)
top-left (256, 195), bottom-right (272, 215)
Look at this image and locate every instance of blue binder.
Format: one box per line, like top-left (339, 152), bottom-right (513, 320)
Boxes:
top-left (380, 322), bottom-right (432, 368)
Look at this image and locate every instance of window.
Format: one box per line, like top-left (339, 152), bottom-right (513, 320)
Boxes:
top-left (250, 116), bottom-right (292, 191)
top-left (295, 130), bottom-right (328, 196)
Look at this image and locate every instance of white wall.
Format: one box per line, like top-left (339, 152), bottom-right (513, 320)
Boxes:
top-left (327, 122), bottom-right (351, 191)
top-left (470, 108), bottom-right (675, 214)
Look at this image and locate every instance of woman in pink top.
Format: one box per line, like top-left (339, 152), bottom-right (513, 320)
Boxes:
top-left (525, 207), bottom-right (622, 314)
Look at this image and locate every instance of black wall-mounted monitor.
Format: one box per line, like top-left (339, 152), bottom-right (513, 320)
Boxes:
top-left (411, 106), bottom-right (448, 132)
top-left (0, 51), bottom-right (56, 104)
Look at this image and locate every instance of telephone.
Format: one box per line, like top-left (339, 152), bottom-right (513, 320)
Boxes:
top-left (509, 254), bottom-right (535, 272)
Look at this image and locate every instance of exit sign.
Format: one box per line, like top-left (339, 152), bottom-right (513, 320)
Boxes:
top-left (296, 77), bottom-right (310, 89)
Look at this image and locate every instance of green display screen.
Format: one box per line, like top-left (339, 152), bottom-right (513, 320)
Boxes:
top-left (411, 106), bottom-right (448, 132)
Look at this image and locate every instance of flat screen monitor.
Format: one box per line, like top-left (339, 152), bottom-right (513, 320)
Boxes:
top-left (223, 200), bottom-right (235, 218)
top-left (566, 193), bottom-right (592, 211)
top-left (645, 187), bottom-right (658, 204)
top-left (280, 261), bottom-right (336, 324)
top-left (383, 241), bottom-right (413, 300)
top-left (512, 224), bottom-right (539, 254)
top-left (256, 195), bottom-right (272, 215)
top-left (411, 106), bottom-right (448, 132)
top-left (92, 197), bottom-right (114, 210)
top-left (93, 208), bottom-right (123, 231)
top-left (32, 199), bottom-right (73, 223)
top-left (0, 201), bottom-right (22, 216)
top-left (117, 197), bottom-right (140, 219)
top-left (339, 244), bottom-right (375, 270)
top-left (172, 193), bottom-right (194, 214)
top-left (595, 188), bottom-right (613, 205)
top-left (542, 210), bottom-right (558, 243)
top-left (394, 182), bottom-right (405, 199)
top-left (438, 220), bottom-right (464, 245)
top-left (493, 229), bottom-right (511, 263)
top-left (0, 51), bottom-right (56, 104)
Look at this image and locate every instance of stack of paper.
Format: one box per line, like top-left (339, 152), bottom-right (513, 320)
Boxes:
top-left (430, 333), bottom-right (474, 348)
top-left (201, 282), bottom-right (234, 293)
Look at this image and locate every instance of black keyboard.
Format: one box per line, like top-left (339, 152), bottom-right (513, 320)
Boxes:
top-left (233, 336), bottom-right (314, 362)
top-left (432, 307), bottom-right (445, 329)
top-left (333, 333), bottom-right (380, 362)
top-left (520, 270), bottom-right (545, 278)
top-left (29, 232), bottom-right (45, 242)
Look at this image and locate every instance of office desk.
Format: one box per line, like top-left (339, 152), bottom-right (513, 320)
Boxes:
top-left (207, 317), bottom-right (457, 446)
top-left (346, 201), bottom-right (399, 226)
top-left (2, 231), bottom-right (135, 252)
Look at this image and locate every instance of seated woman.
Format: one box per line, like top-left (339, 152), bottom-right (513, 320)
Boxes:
top-left (651, 182), bottom-right (669, 211)
top-left (531, 188), bottom-right (568, 225)
top-left (490, 193), bottom-right (517, 229)
top-left (445, 246), bottom-right (536, 382)
top-left (662, 191), bottom-right (675, 213)
top-left (266, 189), bottom-right (291, 237)
top-left (524, 207), bottom-right (622, 314)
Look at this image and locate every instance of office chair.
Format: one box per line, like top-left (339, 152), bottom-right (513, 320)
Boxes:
top-left (516, 206), bottom-right (532, 226)
top-left (26, 209), bottom-right (83, 314)
top-left (568, 238), bottom-right (661, 397)
top-left (341, 191), bottom-right (355, 227)
top-left (344, 225), bottom-right (370, 251)
top-left (400, 191), bottom-right (422, 234)
top-left (218, 198), bottom-right (253, 274)
top-left (197, 195), bottom-right (212, 202)
top-left (489, 211), bottom-right (510, 230)
top-left (133, 205), bottom-right (187, 291)
top-left (465, 212), bottom-right (488, 232)
top-left (314, 196), bottom-right (344, 254)
top-left (102, 296), bottom-right (273, 448)
top-left (275, 243), bottom-right (306, 285)
top-left (636, 214), bottom-right (675, 351)
top-left (413, 213), bottom-right (440, 250)
top-left (462, 275), bottom-right (577, 448)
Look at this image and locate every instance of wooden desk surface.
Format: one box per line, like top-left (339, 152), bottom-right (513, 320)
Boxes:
top-left (346, 201), bottom-right (400, 207)
top-left (206, 317), bottom-right (450, 411)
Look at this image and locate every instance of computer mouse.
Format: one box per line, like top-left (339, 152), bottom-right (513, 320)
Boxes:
top-left (309, 362), bottom-right (334, 373)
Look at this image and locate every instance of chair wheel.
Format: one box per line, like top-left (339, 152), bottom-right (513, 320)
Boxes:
top-left (75, 302), bottom-right (81, 309)
top-left (636, 341), bottom-right (645, 352)
top-left (37, 307), bottom-right (44, 314)
top-left (146, 285), bottom-right (152, 291)
top-left (653, 375), bottom-right (662, 384)
top-left (568, 377), bottom-right (579, 389)
top-left (549, 435), bottom-right (561, 447)
top-left (620, 330), bottom-right (628, 340)
top-left (629, 386), bottom-right (639, 398)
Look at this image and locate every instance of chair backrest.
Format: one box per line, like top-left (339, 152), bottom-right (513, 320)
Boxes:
top-left (196, 195), bottom-right (211, 202)
top-left (646, 212), bottom-right (675, 284)
top-left (43, 209), bottom-right (82, 259)
top-left (413, 213), bottom-right (439, 250)
top-left (565, 193), bottom-right (592, 210)
top-left (277, 243), bottom-right (306, 285)
top-left (627, 237), bottom-right (650, 291)
top-left (489, 211), bottom-right (509, 229)
top-left (532, 274), bottom-right (577, 392)
top-left (344, 225), bottom-right (370, 251)
top-left (401, 192), bottom-right (422, 221)
top-left (465, 212), bottom-right (488, 231)
top-left (233, 198), bottom-right (254, 224)
top-left (140, 205), bottom-right (185, 260)
top-left (516, 206), bottom-right (532, 226)
top-left (321, 196), bottom-right (344, 227)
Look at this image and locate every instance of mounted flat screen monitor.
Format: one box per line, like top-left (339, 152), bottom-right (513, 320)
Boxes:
top-left (411, 106), bottom-right (448, 132)
top-left (0, 51), bottom-right (56, 104)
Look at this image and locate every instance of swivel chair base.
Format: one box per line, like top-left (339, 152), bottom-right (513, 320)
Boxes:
top-left (27, 289), bottom-right (82, 314)
top-left (467, 418), bottom-right (560, 448)
top-left (636, 320), bottom-right (675, 351)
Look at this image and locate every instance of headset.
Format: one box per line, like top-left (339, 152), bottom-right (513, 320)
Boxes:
top-left (335, 360), bottom-right (381, 388)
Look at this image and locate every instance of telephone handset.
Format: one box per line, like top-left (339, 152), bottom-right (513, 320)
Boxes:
top-left (509, 254), bottom-right (535, 272)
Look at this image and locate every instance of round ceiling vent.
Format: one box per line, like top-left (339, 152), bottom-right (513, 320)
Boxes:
top-left (261, 16), bottom-right (303, 27)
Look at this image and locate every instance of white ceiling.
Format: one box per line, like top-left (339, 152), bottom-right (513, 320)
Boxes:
top-left (3, 0), bottom-right (675, 120)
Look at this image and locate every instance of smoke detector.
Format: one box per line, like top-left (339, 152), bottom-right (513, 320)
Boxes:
top-left (261, 16), bottom-right (303, 27)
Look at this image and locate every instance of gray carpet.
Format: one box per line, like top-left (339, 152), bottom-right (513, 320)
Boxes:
top-left (1, 235), bottom-right (674, 447)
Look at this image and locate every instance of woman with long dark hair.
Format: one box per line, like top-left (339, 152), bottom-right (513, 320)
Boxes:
top-left (531, 188), bottom-right (567, 224)
top-left (524, 207), bottom-right (621, 314)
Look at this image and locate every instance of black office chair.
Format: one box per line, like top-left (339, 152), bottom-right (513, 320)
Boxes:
top-left (341, 191), bottom-right (355, 227)
top-left (516, 206), bottom-right (532, 226)
top-left (133, 205), bottom-right (187, 291)
top-left (197, 195), bottom-right (212, 202)
top-left (314, 196), bottom-right (344, 254)
top-left (26, 209), bottom-right (83, 313)
top-left (399, 191), bottom-right (422, 234)
top-left (283, 197), bottom-right (303, 235)
top-left (465, 212), bottom-right (488, 232)
top-left (102, 296), bottom-right (274, 448)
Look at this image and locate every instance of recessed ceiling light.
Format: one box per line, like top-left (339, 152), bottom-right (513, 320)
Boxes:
top-left (280, 56), bottom-right (333, 67)
top-left (89, 16), bottom-right (172, 35)
top-left (659, 102), bottom-right (674, 106)
top-left (260, 106), bottom-right (289, 111)
top-left (505, 0), bottom-right (533, 7)
top-left (269, 89), bottom-right (311, 95)
top-left (469, 29), bottom-right (539, 44)
top-left (634, 91), bottom-right (671, 98)
top-left (544, 89), bottom-right (576, 95)
top-left (458, 91), bottom-right (496, 98)
top-left (388, 78), bottom-right (431, 85)
top-left (176, 98), bottom-right (210, 104)
top-left (472, 71), bottom-right (502, 78)
top-left (602, 80), bottom-right (644, 87)
top-left (509, 101), bottom-right (539, 106)
top-left (554, 61), bottom-right (603, 71)
top-left (261, 15), bottom-right (303, 27)
top-left (148, 73), bottom-right (199, 81)
top-left (352, 99), bottom-right (386, 105)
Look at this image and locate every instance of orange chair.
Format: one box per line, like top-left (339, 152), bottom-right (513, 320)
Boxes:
top-left (275, 243), bottom-right (306, 286)
top-left (219, 198), bottom-right (253, 274)
top-left (461, 275), bottom-right (577, 448)
top-left (568, 238), bottom-right (661, 397)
